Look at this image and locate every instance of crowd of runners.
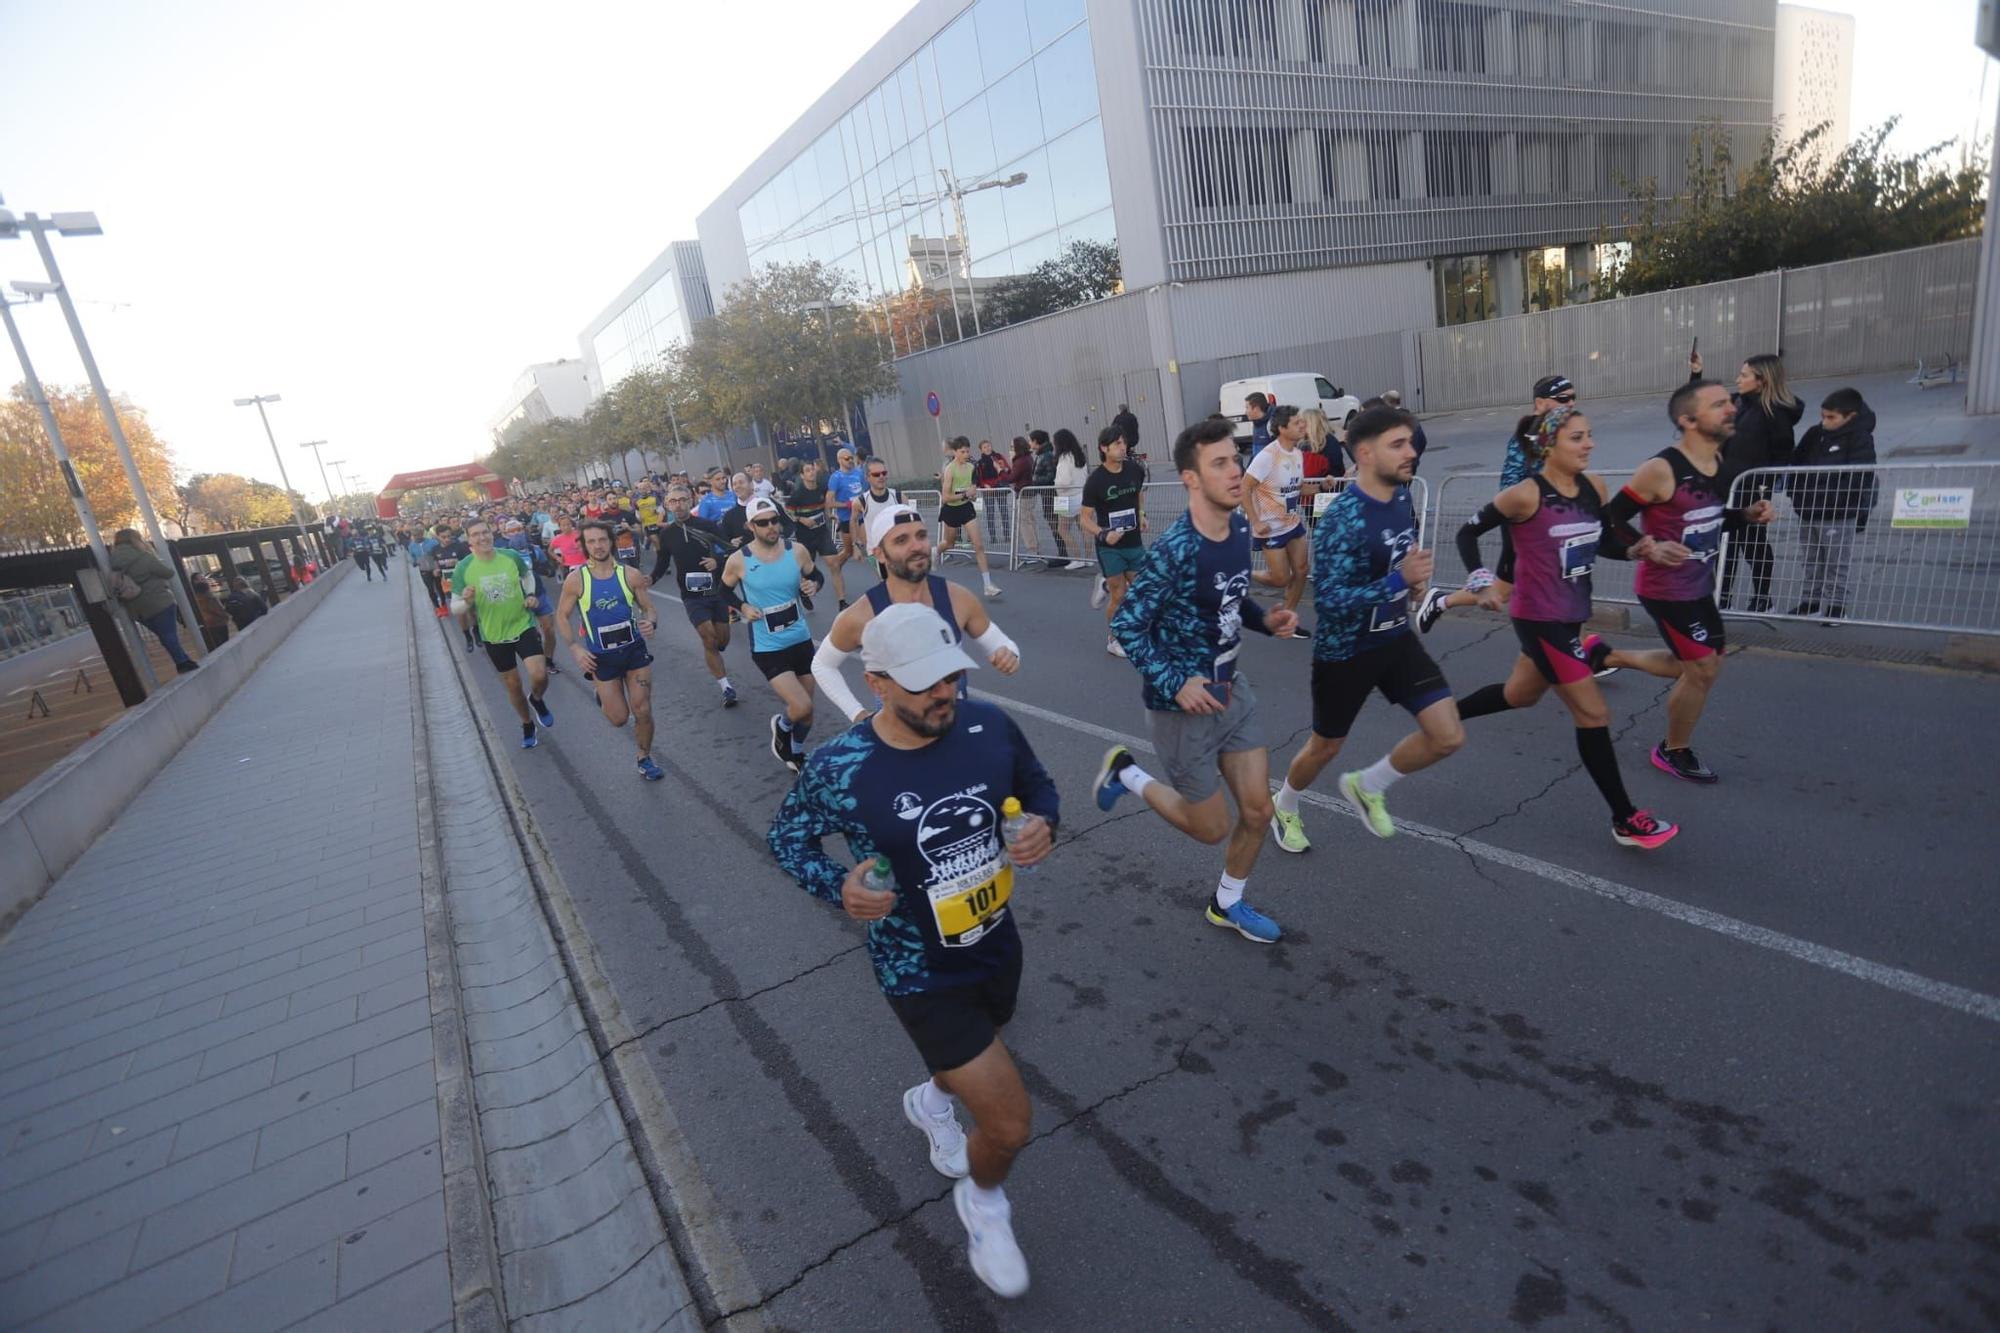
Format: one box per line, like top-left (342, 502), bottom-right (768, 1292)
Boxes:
top-left (382, 363), bottom-right (1857, 1300)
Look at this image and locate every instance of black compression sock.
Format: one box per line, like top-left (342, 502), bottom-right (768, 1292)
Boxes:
top-left (1458, 683), bottom-right (1515, 720)
top-left (793, 719), bottom-right (812, 745)
top-left (1575, 726), bottom-right (1636, 821)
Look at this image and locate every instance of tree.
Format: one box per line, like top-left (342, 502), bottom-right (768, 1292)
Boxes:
top-left (0, 384), bottom-right (179, 549)
top-left (982, 239), bottom-right (1123, 329)
top-left (1602, 118), bottom-right (1986, 298)
top-left (178, 472), bottom-right (309, 532)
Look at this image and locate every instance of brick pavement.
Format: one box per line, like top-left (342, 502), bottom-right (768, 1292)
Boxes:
top-left (0, 572), bottom-right (454, 1330)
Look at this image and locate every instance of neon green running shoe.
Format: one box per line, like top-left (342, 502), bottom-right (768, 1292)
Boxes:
top-left (1339, 771), bottom-right (1395, 839)
top-left (1270, 805), bottom-right (1310, 853)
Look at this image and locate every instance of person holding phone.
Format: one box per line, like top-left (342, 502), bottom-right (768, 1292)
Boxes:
top-left (1093, 419), bottom-right (1299, 945)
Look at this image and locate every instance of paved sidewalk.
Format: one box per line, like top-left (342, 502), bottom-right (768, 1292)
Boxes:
top-left (0, 573), bottom-right (455, 1330)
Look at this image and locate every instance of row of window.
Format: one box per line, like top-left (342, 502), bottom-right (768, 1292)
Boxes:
top-left (592, 272), bottom-right (691, 388)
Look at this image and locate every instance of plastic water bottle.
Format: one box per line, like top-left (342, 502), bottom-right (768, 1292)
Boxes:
top-left (1000, 797), bottom-right (1034, 874)
top-left (861, 855), bottom-right (894, 893)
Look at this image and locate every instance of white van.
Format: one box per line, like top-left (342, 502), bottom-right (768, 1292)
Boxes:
top-left (1220, 373), bottom-right (1362, 448)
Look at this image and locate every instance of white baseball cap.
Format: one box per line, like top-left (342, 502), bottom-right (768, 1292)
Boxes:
top-left (745, 497), bottom-right (782, 523)
top-left (865, 503), bottom-right (925, 554)
top-left (861, 603), bottom-right (976, 691)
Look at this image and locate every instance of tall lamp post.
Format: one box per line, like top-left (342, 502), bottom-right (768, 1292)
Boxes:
top-left (231, 394), bottom-right (314, 545)
top-left (328, 459), bottom-right (352, 509)
top-left (0, 204), bottom-right (202, 652)
top-left (298, 438), bottom-right (335, 507)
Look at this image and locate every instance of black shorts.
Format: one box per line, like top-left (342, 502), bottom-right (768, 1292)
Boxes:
top-left (1513, 619), bottom-right (1594, 685)
top-left (885, 951), bottom-right (1023, 1074)
top-left (751, 639), bottom-right (815, 681)
top-left (939, 500), bottom-right (977, 529)
top-left (1309, 635), bottom-right (1450, 740)
top-left (682, 593), bottom-right (730, 627)
top-left (484, 626), bottom-right (546, 673)
top-left (1639, 595), bottom-right (1724, 661)
top-left (585, 640), bottom-right (653, 682)
top-left (792, 522), bottom-right (833, 557)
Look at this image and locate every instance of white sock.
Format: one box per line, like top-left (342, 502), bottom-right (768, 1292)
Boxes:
top-left (1273, 781), bottom-right (1302, 814)
top-left (917, 1080), bottom-right (952, 1118)
top-left (1215, 872), bottom-right (1247, 910)
top-left (1118, 764), bottom-right (1156, 797)
top-left (1358, 755), bottom-right (1402, 796)
top-left (718, 675), bottom-right (732, 691)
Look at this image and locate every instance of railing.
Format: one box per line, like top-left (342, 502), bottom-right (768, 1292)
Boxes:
top-left (1428, 470), bottom-right (1642, 607)
top-left (0, 588), bottom-right (85, 659)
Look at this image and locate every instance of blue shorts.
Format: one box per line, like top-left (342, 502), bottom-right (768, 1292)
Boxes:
top-left (586, 639), bottom-right (653, 682)
top-left (682, 594), bottom-right (730, 627)
top-left (1096, 541), bottom-right (1147, 579)
top-left (1255, 525), bottom-right (1306, 551)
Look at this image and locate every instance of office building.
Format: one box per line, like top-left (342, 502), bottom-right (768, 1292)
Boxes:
top-left (488, 359), bottom-right (592, 447)
top-left (1772, 4), bottom-right (1855, 163)
top-left (578, 240), bottom-right (715, 401)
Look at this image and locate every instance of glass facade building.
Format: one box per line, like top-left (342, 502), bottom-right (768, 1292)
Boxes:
top-left (736, 0), bottom-right (1115, 351)
top-left (580, 240), bottom-right (713, 396)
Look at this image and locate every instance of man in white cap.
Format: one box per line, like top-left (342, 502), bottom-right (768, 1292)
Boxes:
top-left (723, 496), bottom-right (820, 773)
top-left (768, 603), bottom-right (1058, 1300)
top-left (810, 503), bottom-right (1020, 725)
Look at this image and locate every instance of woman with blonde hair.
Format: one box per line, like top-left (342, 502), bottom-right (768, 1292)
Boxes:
top-left (1296, 407), bottom-right (1342, 481)
top-left (1690, 349), bottom-right (1800, 612)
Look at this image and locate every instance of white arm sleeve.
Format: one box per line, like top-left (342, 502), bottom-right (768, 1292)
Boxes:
top-left (810, 638), bottom-right (871, 723)
top-left (967, 622), bottom-right (1018, 663)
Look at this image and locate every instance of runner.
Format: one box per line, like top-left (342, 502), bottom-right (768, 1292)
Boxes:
top-left (1418, 373), bottom-right (1577, 633)
top-left (548, 514), bottom-right (586, 574)
top-left (937, 437), bottom-right (1004, 599)
top-left (697, 471), bottom-right (738, 525)
top-left (1453, 404), bottom-right (1682, 845)
top-left (1269, 407), bottom-right (1465, 852)
top-left (768, 603), bottom-right (1057, 1299)
top-left (780, 459), bottom-right (835, 610)
top-left (438, 525), bottom-right (477, 653)
top-left (723, 497), bottom-right (819, 773)
top-left (1080, 426), bottom-right (1148, 656)
top-left (824, 446), bottom-right (868, 609)
top-left (555, 521), bottom-right (663, 780)
top-left (1242, 405), bottom-right (1321, 636)
top-left (410, 530), bottom-right (447, 616)
top-left (1094, 419), bottom-right (1299, 943)
top-left (848, 459), bottom-right (905, 581)
top-left (811, 502), bottom-right (1020, 724)
top-left (1594, 379), bottom-right (1774, 783)
top-left (450, 518), bottom-right (555, 749)
top-left (366, 527), bottom-right (390, 580)
top-left (352, 530), bottom-right (377, 581)
top-left (652, 485), bottom-right (739, 707)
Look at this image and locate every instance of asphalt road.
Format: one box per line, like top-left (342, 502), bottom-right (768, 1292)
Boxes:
top-left (422, 553), bottom-right (1999, 1331)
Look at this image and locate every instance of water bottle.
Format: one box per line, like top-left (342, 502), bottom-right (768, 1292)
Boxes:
top-left (861, 855), bottom-right (894, 893)
top-left (1000, 797), bottom-right (1035, 874)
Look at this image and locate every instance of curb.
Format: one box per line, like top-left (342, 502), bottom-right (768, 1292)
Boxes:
top-left (421, 583), bottom-right (766, 1330)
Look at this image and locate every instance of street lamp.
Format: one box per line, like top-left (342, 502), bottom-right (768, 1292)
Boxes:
top-left (327, 460), bottom-right (352, 507)
top-left (231, 394), bottom-right (314, 544)
top-left (297, 438), bottom-right (335, 505)
top-left (0, 202), bottom-right (202, 652)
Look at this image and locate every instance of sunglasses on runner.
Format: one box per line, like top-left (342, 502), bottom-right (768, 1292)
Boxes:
top-left (750, 517), bottom-right (779, 528)
top-left (1549, 393), bottom-right (1577, 404)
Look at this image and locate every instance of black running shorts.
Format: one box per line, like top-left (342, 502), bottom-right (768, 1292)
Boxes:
top-left (1309, 635), bottom-right (1450, 740)
top-left (1639, 595), bottom-right (1724, 661)
top-left (751, 639), bottom-right (815, 681)
top-left (584, 640), bottom-right (653, 683)
top-left (885, 950), bottom-right (1023, 1074)
top-left (682, 594), bottom-right (730, 627)
top-left (484, 626), bottom-right (546, 673)
top-left (938, 500), bottom-right (977, 529)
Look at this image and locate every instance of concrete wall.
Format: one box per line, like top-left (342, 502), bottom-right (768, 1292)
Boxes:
top-left (0, 562), bottom-right (355, 934)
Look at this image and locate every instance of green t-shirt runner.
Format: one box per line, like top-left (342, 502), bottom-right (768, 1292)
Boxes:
top-left (453, 548), bottom-right (536, 644)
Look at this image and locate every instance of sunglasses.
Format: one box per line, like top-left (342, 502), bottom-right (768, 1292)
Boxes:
top-left (869, 470), bottom-right (888, 478)
top-left (1549, 393), bottom-right (1577, 404)
top-left (750, 517), bottom-right (779, 528)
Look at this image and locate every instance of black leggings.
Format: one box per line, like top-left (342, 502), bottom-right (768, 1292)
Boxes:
top-left (420, 570), bottom-right (446, 607)
top-left (1720, 524), bottom-right (1773, 605)
top-left (1040, 494), bottom-right (1071, 560)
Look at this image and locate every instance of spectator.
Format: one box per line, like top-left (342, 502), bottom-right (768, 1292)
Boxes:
top-left (1007, 437), bottom-right (1039, 560)
top-left (1028, 429), bottom-right (1070, 564)
top-left (191, 578), bottom-right (232, 651)
top-left (974, 439), bottom-right (1009, 545)
top-left (108, 528), bottom-right (199, 674)
top-left (1245, 393), bottom-right (1272, 457)
top-left (1786, 387), bottom-right (1877, 623)
top-left (1693, 350), bottom-right (1801, 613)
top-left (223, 577), bottom-right (268, 631)
top-left (1051, 427), bottom-right (1091, 570)
top-left (1298, 408), bottom-right (1344, 482)
top-left (1112, 402), bottom-right (1140, 453)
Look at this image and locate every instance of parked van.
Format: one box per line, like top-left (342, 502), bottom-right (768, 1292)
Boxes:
top-left (1220, 373), bottom-right (1362, 448)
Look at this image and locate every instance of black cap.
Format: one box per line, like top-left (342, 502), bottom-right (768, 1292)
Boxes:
top-left (1533, 374), bottom-right (1574, 399)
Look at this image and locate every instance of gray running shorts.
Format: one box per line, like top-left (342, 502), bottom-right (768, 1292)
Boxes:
top-left (1144, 675), bottom-right (1264, 804)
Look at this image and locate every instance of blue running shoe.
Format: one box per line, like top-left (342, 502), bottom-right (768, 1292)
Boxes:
top-left (520, 724), bottom-right (539, 750)
top-left (636, 755), bottom-right (664, 781)
top-left (1093, 746), bottom-right (1134, 812)
top-left (530, 694), bottom-right (554, 729)
top-left (1205, 898), bottom-right (1281, 944)
top-left (722, 683), bottom-right (739, 708)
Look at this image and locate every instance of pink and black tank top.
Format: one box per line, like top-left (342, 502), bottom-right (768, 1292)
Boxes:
top-left (1510, 475), bottom-right (1602, 624)
top-left (1633, 447), bottom-right (1726, 602)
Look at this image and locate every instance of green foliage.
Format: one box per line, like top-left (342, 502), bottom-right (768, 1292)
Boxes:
top-left (982, 239), bottom-right (1123, 328)
top-left (1603, 119), bottom-right (1986, 298)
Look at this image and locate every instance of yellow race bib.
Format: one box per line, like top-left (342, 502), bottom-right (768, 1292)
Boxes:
top-left (927, 862), bottom-right (1013, 947)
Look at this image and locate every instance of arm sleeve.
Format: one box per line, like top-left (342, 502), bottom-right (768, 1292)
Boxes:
top-left (1310, 508), bottom-right (1408, 614)
top-left (1110, 540), bottom-right (1188, 699)
top-left (966, 621), bottom-right (1019, 664)
top-left (765, 768), bottom-right (851, 906)
top-left (1004, 713), bottom-right (1060, 830)
top-left (811, 638), bottom-right (871, 722)
top-left (1600, 486), bottom-right (1650, 549)
top-left (1456, 503), bottom-right (1505, 573)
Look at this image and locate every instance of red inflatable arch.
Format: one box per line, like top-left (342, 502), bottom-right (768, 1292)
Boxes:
top-left (376, 462), bottom-right (509, 518)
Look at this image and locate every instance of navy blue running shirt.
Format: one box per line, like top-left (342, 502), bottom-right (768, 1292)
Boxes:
top-left (1193, 511), bottom-right (1254, 690)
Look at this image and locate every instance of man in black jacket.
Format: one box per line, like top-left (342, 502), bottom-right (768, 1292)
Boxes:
top-left (1112, 404), bottom-right (1140, 453)
top-left (1785, 388), bottom-right (1877, 622)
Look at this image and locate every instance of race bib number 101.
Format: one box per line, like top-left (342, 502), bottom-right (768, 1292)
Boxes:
top-left (928, 863), bottom-right (1014, 947)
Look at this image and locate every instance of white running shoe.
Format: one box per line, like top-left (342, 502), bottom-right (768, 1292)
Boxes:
top-left (902, 1084), bottom-right (969, 1179)
top-left (953, 1177), bottom-right (1029, 1298)
top-left (984, 583), bottom-right (1003, 599)
top-left (1106, 636), bottom-right (1126, 658)
top-left (1090, 575), bottom-right (1108, 609)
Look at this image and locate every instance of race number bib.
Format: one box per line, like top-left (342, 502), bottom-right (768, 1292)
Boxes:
top-left (1559, 531), bottom-right (1599, 582)
top-left (1681, 507), bottom-right (1724, 562)
top-left (762, 600), bottom-right (800, 631)
top-left (927, 862), bottom-right (1014, 948)
top-left (684, 571), bottom-right (714, 594)
top-left (1283, 482), bottom-right (1301, 514)
top-left (596, 619), bottom-right (635, 649)
top-left (1108, 507), bottom-right (1138, 532)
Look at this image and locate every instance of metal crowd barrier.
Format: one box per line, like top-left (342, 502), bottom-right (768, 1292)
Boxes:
top-left (1427, 469), bottom-right (1640, 606)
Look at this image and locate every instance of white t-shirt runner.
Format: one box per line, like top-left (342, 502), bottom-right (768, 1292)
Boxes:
top-left (1245, 443), bottom-right (1305, 541)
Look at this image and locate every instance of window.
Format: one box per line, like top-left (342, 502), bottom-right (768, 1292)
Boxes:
top-left (1365, 131), bottom-right (1401, 200)
top-left (1418, 0), bottom-right (1488, 73)
top-left (1033, 24), bottom-right (1099, 140)
top-left (1046, 118), bottom-right (1112, 224)
top-left (1423, 131), bottom-right (1493, 198)
top-left (1166, 0), bottom-right (1277, 59)
top-left (988, 63), bottom-right (1044, 165)
top-left (974, 0), bottom-right (1034, 80)
top-left (1025, 0), bottom-right (1085, 49)
top-left (934, 14), bottom-right (984, 109)
top-left (1524, 246), bottom-right (1569, 312)
top-left (1437, 253), bottom-right (1495, 325)
top-left (1356, 0), bottom-right (1397, 66)
top-left (1182, 128), bottom-right (1294, 208)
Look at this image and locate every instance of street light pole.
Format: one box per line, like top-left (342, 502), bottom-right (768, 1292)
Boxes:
top-left (298, 438), bottom-right (335, 505)
top-left (328, 460), bottom-right (352, 507)
top-left (0, 290), bottom-right (158, 686)
top-left (232, 394), bottom-right (313, 545)
top-left (16, 211), bottom-right (202, 652)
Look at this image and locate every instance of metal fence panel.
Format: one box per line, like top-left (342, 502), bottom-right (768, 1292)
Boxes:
top-left (1427, 469), bottom-right (1641, 606)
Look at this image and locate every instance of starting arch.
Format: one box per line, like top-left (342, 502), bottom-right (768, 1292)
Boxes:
top-left (376, 463), bottom-right (508, 518)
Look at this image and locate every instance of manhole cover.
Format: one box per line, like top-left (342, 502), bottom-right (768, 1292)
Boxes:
top-left (1886, 444), bottom-right (1969, 458)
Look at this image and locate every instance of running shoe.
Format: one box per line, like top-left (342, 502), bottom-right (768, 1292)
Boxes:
top-left (984, 583), bottom-right (1003, 599)
top-left (1650, 743), bottom-right (1717, 784)
top-left (1090, 575), bottom-right (1108, 609)
top-left (953, 1178), bottom-right (1029, 1299)
top-left (1270, 806), bottom-right (1310, 854)
top-left (722, 683), bottom-right (739, 708)
top-left (1106, 636), bottom-right (1126, 658)
top-left (464, 636), bottom-right (476, 654)
top-left (1338, 771), bottom-right (1395, 838)
top-left (1064, 560), bottom-right (1092, 572)
top-left (1417, 585), bottom-right (1450, 634)
top-left (1784, 600), bottom-right (1821, 617)
top-left (1612, 809), bottom-right (1679, 850)
top-left (547, 660), bottom-right (561, 675)
top-left (529, 695), bottom-right (554, 729)
top-left (1583, 633), bottom-right (1619, 678)
top-left (636, 755), bottom-right (664, 782)
top-left (1093, 746), bottom-right (1135, 812)
top-left (434, 605), bottom-right (449, 619)
top-left (1206, 898), bottom-right (1282, 944)
top-left (837, 598), bottom-right (849, 610)
top-left (1821, 605), bottom-right (1846, 626)
top-left (769, 715), bottom-right (791, 769)
top-left (902, 1084), bottom-right (969, 1179)
top-left (520, 723), bottom-right (539, 750)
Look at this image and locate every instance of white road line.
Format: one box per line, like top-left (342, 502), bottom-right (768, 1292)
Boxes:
top-left (978, 688), bottom-right (2000, 1026)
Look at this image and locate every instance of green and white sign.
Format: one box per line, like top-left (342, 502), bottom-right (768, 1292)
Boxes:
top-left (1890, 487), bottom-right (1973, 530)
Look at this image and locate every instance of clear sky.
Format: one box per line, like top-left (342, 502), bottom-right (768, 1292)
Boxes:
top-left (0, 0), bottom-right (1992, 500)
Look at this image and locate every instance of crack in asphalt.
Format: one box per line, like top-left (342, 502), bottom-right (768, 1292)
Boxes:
top-left (609, 944), bottom-right (868, 1055)
top-left (1452, 678), bottom-right (1675, 842)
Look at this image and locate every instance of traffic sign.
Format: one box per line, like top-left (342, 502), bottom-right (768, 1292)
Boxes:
top-left (925, 391), bottom-right (942, 418)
